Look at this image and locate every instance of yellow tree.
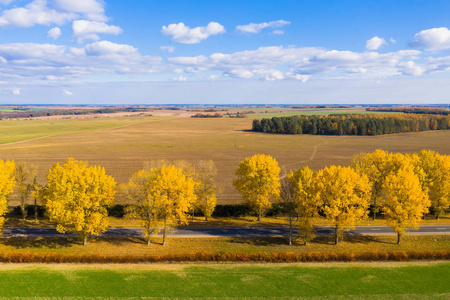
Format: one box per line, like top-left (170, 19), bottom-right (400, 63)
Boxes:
top-left (14, 162), bottom-right (35, 220)
top-left (123, 169), bottom-right (159, 245)
top-left (233, 154), bottom-right (281, 221)
top-left (44, 158), bottom-right (116, 245)
top-left (288, 166), bottom-right (318, 245)
top-left (148, 164), bottom-right (196, 245)
top-left (411, 150), bottom-right (450, 219)
top-left (380, 164), bottom-right (431, 244)
top-left (194, 160), bottom-right (218, 221)
top-left (351, 149), bottom-right (390, 220)
top-left (0, 159), bottom-right (15, 232)
top-left (314, 165), bottom-right (371, 245)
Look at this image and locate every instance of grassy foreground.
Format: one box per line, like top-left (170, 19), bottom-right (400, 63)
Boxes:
top-left (0, 262), bottom-right (448, 298)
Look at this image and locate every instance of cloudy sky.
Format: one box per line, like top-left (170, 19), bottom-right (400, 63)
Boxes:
top-left (0, 0), bottom-right (450, 104)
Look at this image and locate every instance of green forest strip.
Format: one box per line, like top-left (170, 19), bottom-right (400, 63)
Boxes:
top-left (0, 263), bottom-right (448, 298)
top-left (252, 114), bottom-right (450, 135)
top-left (0, 117), bottom-right (164, 145)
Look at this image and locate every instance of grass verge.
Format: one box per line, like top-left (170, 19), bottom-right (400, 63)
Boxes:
top-left (0, 262), bottom-right (448, 298)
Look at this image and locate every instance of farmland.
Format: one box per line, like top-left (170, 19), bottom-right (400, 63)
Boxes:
top-left (0, 112), bottom-right (449, 205)
top-left (0, 262), bottom-right (448, 298)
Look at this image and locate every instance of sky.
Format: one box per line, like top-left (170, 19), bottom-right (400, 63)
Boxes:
top-left (0, 0), bottom-right (450, 105)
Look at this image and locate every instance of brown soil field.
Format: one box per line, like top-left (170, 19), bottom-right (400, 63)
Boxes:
top-left (1, 116), bottom-right (449, 204)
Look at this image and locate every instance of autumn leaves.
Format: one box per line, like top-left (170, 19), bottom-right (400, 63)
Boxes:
top-left (234, 150), bottom-right (449, 245)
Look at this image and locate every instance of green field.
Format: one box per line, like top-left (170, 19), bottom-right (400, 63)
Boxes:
top-left (0, 262), bottom-right (448, 298)
top-left (0, 115), bottom-right (449, 204)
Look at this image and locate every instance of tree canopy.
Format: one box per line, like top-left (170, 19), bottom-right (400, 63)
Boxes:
top-left (0, 159), bottom-right (15, 232)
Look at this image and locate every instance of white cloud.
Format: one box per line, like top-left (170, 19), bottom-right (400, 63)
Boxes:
top-left (72, 20), bottom-right (122, 43)
top-left (365, 36), bottom-right (387, 50)
top-left (161, 22), bottom-right (225, 44)
top-left (410, 27), bottom-right (450, 51)
top-left (173, 75), bottom-right (186, 81)
top-left (63, 89), bottom-right (73, 95)
top-left (390, 38), bottom-right (396, 44)
top-left (0, 0), bottom-right (76, 28)
top-left (53, 0), bottom-right (106, 21)
top-left (82, 40), bottom-right (137, 56)
top-left (11, 88), bottom-right (20, 95)
top-left (160, 45), bottom-right (175, 53)
top-left (47, 27), bottom-right (61, 39)
top-left (398, 61), bottom-right (426, 76)
top-left (236, 20), bottom-right (290, 34)
top-left (272, 30), bottom-right (284, 35)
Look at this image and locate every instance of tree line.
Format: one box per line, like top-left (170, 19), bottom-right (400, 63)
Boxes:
top-left (366, 106), bottom-right (450, 115)
top-left (0, 149), bottom-right (448, 246)
top-left (0, 106), bottom-right (151, 119)
top-left (252, 114), bottom-right (450, 135)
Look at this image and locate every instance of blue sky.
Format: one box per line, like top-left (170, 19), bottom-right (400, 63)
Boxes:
top-left (0, 0), bottom-right (450, 104)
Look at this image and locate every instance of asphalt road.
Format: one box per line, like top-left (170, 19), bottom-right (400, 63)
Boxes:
top-left (3, 225), bottom-right (450, 238)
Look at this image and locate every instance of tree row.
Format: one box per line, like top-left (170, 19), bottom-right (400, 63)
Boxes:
top-left (252, 114), bottom-right (450, 135)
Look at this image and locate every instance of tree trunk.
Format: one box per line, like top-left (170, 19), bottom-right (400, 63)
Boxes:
top-left (373, 200), bottom-right (376, 220)
top-left (147, 237), bottom-right (151, 245)
top-left (192, 208), bottom-right (195, 222)
top-left (21, 205), bottom-right (26, 221)
top-left (205, 215), bottom-right (208, 221)
top-left (83, 235), bottom-right (87, 246)
top-left (257, 212), bottom-right (261, 222)
top-left (436, 215), bottom-right (439, 220)
top-left (288, 216), bottom-right (292, 246)
top-left (397, 233), bottom-right (401, 245)
top-left (163, 218), bottom-right (167, 246)
top-left (335, 225), bottom-right (339, 245)
top-left (34, 198), bottom-right (38, 221)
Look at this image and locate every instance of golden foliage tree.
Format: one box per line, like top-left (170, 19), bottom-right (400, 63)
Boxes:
top-left (44, 158), bottom-right (116, 245)
top-left (126, 163), bottom-right (196, 246)
top-left (380, 164), bottom-right (431, 244)
top-left (194, 160), bottom-right (218, 221)
top-left (288, 166), bottom-right (317, 245)
top-left (411, 150), bottom-right (450, 219)
top-left (233, 154), bottom-right (281, 221)
top-left (314, 165), bottom-right (371, 244)
top-left (0, 159), bottom-right (15, 232)
top-left (351, 149), bottom-right (390, 220)
top-left (14, 162), bottom-right (35, 220)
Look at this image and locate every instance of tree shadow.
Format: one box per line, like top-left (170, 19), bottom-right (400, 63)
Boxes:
top-left (1, 236), bottom-right (77, 249)
top-left (228, 236), bottom-right (292, 246)
top-left (312, 235), bottom-right (394, 245)
top-left (94, 236), bottom-right (147, 246)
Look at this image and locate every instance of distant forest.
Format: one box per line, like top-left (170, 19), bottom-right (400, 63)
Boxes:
top-left (366, 107), bottom-right (450, 115)
top-left (252, 114), bottom-right (450, 136)
top-left (0, 107), bottom-right (151, 119)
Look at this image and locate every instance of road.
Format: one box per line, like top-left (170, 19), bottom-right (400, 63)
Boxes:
top-left (3, 225), bottom-right (450, 238)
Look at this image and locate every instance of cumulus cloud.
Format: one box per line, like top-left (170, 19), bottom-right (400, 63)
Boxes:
top-left (47, 27), bottom-right (61, 39)
top-left (173, 75), bottom-right (186, 81)
top-left (63, 89), bottom-right (73, 95)
top-left (161, 22), bottom-right (225, 44)
top-left (160, 45), bottom-right (175, 53)
top-left (72, 20), bottom-right (122, 43)
top-left (0, 0), bottom-right (76, 28)
top-left (168, 46), bottom-right (424, 81)
top-left (53, 0), bottom-right (106, 22)
top-left (410, 27), bottom-right (450, 51)
top-left (236, 20), bottom-right (290, 34)
top-left (0, 0), bottom-right (107, 28)
top-left (365, 36), bottom-right (387, 50)
top-left (398, 61), bottom-right (426, 76)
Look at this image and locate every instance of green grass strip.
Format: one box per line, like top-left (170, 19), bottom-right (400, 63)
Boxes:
top-left (0, 263), bottom-right (448, 298)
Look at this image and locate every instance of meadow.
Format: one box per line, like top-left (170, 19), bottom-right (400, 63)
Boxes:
top-left (0, 112), bottom-right (449, 204)
top-left (0, 262), bottom-right (448, 298)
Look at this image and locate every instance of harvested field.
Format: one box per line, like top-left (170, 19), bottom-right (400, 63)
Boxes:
top-left (0, 116), bottom-right (449, 204)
